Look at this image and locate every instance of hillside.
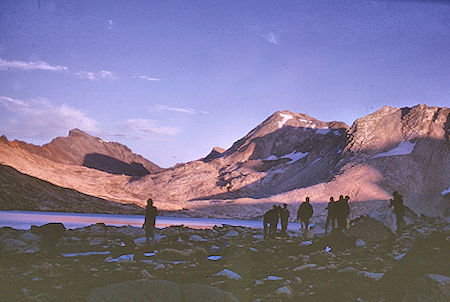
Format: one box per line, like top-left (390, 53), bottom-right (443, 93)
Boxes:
top-left (0, 104), bottom-right (448, 218)
top-left (0, 164), bottom-right (143, 214)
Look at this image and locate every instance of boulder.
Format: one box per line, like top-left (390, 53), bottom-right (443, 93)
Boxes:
top-left (223, 230), bottom-right (239, 238)
top-left (275, 286), bottom-right (294, 297)
top-left (18, 232), bottom-right (40, 243)
top-left (1, 238), bottom-right (26, 254)
top-left (158, 247), bottom-right (207, 260)
top-left (86, 279), bottom-right (238, 302)
top-left (189, 235), bottom-right (206, 242)
top-left (114, 225), bottom-right (145, 239)
top-left (347, 216), bottom-right (395, 242)
top-left (213, 269), bottom-right (242, 280)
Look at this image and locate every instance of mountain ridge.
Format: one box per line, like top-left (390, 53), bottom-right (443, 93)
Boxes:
top-left (0, 104), bottom-right (448, 218)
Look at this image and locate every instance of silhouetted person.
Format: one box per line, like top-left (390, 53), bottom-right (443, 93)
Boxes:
top-left (274, 205), bottom-right (281, 234)
top-left (389, 191), bottom-right (405, 234)
top-left (325, 197), bottom-right (337, 234)
top-left (297, 197), bottom-right (313, 232)
top-left (279, 204), bottom-right (290, 235)
top-left (343, 195), bottom-right (351, 231)
top-left (336, 195), bottom-right (347, 231)
top-left (143, 198), bottom-right (157, 243)
top-left (263, 205), bottom-right (278, 238)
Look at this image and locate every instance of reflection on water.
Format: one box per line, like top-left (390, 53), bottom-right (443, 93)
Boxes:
top-left (0, 211), bottom-right (302, 230)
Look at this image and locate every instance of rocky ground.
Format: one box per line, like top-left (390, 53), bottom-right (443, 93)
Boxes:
top-left (0, 216), bottom-right (448, 302)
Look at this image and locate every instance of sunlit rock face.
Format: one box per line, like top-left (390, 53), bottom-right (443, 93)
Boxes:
top-left (0, 104), bottom-right (448, 218)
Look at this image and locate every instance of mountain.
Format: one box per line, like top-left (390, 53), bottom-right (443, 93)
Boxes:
top-left (0, 164), bottom-right (143, 214)
top-left (0, 104), bottom-right (448, 218)
top-left (0, 129), bottom-right (162, 176)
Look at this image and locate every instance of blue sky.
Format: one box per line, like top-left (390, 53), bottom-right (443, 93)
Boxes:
top-left (1, 0), bottom-right (449, 167)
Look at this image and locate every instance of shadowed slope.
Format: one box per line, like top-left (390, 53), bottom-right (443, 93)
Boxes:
top-left (0, 164), bottom-right (143, 214)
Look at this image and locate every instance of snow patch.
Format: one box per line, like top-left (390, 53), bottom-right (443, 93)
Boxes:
top-left (283, 150), bottom-right (309, 163)
top-left (372, 141), bottom-right (416, 158)
top-left (207, 255), bottom-right (222, 261)
top-left (278, 113), bottom-right (293, 128)
top-left (264, 151), bottom-right (309, 164)
top-left (311, 158), bottom-right (322, 165)
top-left (315, 128), bottom-right (330, 135)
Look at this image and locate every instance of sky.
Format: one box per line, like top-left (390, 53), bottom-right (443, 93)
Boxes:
top-left (1, 0), bottom-right (449, 168)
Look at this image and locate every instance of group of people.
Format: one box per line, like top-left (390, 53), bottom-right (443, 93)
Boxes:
top-left (324, 195), bottom-right (351, 234)
top-left (144, 190), bottom-right (406, 243)
top-left (263, 204), bottom-right (290, 237)
top-left (263, 198), bottom-right (314, 238)
top-left (262, 190), bottom-right (405, 238)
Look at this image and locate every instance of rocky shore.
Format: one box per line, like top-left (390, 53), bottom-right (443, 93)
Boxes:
top-left (0, 215), bottom-right (448, 301)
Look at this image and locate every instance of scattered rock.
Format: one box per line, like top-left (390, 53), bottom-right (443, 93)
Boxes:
top-left (264, 276), bottom-right (282, 281)
top-left (355, 239), bottom-right (366, 247)
top-left (403, 274), bottom-right (450, 302)
top-left (1, 238), bottom-right (26, 254)
top-left (86, 279), bottom-right (239, 302)
top-left (357, 271), bottom-right (384, 280)
top-left (213, 269), bottom-right (242, 280)
top-left (105, 254), bottom-right (134, 263)
top-left (299, 240), bottom-right (313, 246)
top-left (158, 247), bottom-right (207, 260)
top-left (293, 264), bottom-right (317, 271)
top-left (189, 235), bottom-right (206, 242)
top-left (223, 230), bottom-right (239, 237)
top-left (275, 285), bottom-right (294, 297)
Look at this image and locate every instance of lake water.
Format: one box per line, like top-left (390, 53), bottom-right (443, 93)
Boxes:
top-left (0, 211), bottom-right (302, 230)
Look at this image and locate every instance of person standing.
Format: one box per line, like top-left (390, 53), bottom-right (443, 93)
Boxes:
top-left (335, 195), bottom-right (346, 231)
top-left (280, 204), bottom-right (290, 235)
top-left (143, 198), bottom-right (158, 243)
top-left (343, 195), bottom-right (351, 231)
top-left (263, 205), bottom-right (278, 238)
top-left (389, 191), bottom-right (405, 234)
top-left (325, 197), bottom-right (337, 234)
top-left (297, 197), bottom-right (313, 232)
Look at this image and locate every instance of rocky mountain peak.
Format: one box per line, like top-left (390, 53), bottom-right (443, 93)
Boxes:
top-left (68, 128), bottom-right (91, 138)
top-left (346, 104), bottom-right (449, 154)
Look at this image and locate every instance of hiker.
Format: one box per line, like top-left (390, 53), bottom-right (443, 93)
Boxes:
top-left (389, 191), bottom-right (405, 233)
top-left (279, 204), bottom-right (290, 235)
top-left (143, 198), bottom-right (158, 243)
top-left (343, 195), bottom-right (351, 231)
top-left (263, 205), bottom-right (279, 238)
top-left (273, 205), bottom-right (281, 234)
top-left (335, 195), bottom-right (346, 231)
top-left (325, 197), bottom-right (337, 234)
top-left (297, 197), bottom-right (313, 232)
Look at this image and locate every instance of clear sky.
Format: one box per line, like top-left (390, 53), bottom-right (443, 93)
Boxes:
top-left (1, 0), bottom-right (449, 168)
